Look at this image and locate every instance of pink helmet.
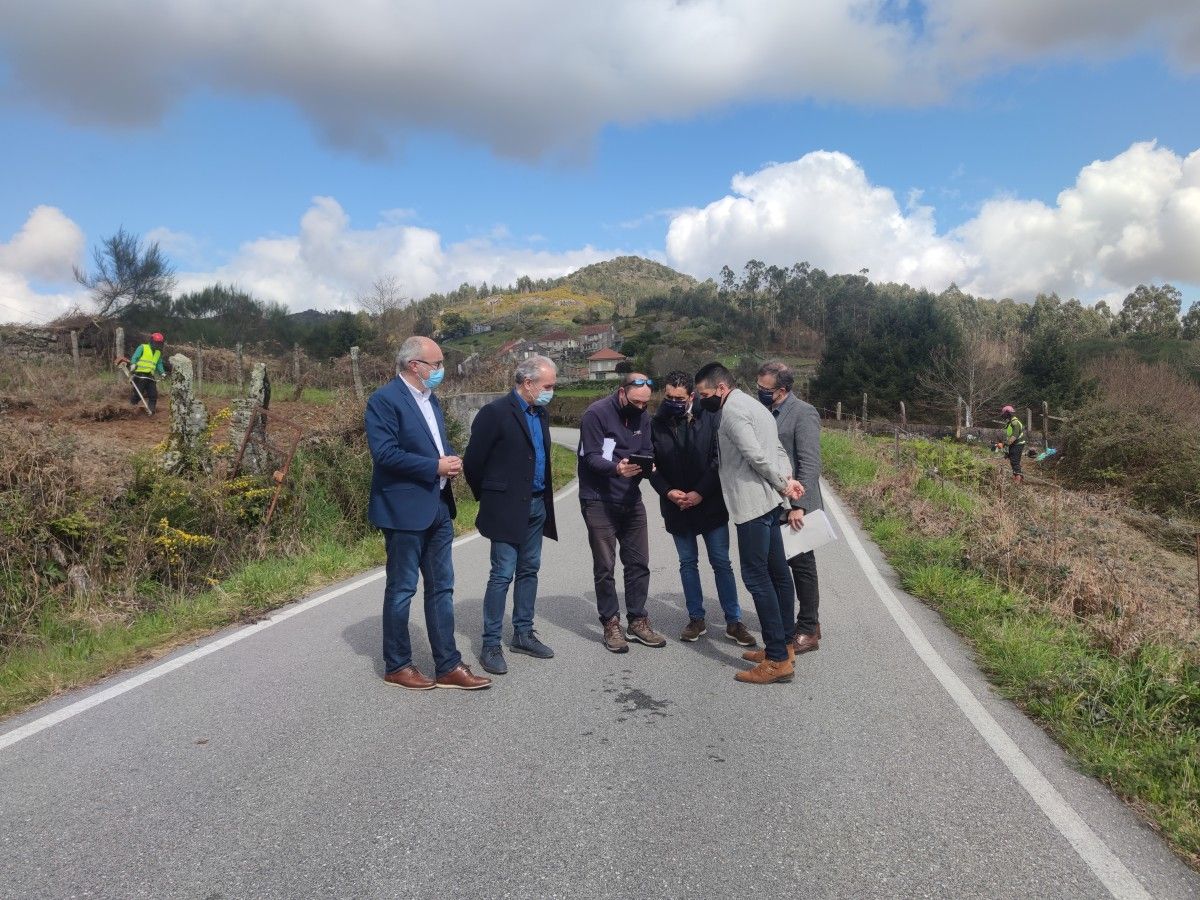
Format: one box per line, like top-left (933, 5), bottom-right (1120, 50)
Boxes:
top-left (151, 332), bottom-right (164, 343)
top-left (1001, 405), bottom-right (1014, 415)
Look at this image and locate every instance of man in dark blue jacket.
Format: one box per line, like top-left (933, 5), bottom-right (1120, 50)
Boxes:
top-left (463, 355), bottom-right (560, 675)
top-left (649, 371), bottom-right (754, 647)
top-left (577, 372), bottom-right (667, 653)
top-left (365, 335), bottom-right (490, 692)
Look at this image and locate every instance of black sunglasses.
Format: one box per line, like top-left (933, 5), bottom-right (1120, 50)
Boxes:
top-left (625, 378), bottom-right (654, 387)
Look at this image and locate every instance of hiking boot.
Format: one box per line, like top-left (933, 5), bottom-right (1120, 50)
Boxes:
top-left (626, 616), bottom-right (667, 648)
top-left (725, 621), bottom-right (757, 647)
top-left (511, 629), bottom-right (554, 659)
top-left (602, 616), bottom-right (629, 653)
top-left (479, 644), bottom-right (507, 675)
top-left (680, 618), bottom-right (707, 642)
top-left (735, 657), bottom-right (795, 684)
top-left (742, 644), bottom-right (796, 663)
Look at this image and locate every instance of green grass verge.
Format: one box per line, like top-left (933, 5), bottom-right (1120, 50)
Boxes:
top-left (821, 431), bottom-right (1200, 864)
top-left (0, 443), bottom-right (578, 721)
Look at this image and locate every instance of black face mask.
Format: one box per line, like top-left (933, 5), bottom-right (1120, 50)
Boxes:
top-left (757, 388), bottom-right (776, 407)
top-left (620, 399), bottom-right (643, 426)
top-left (661, 398), bottom-right (688, 417)
top-left (698, 394), bottom-right (722, 413)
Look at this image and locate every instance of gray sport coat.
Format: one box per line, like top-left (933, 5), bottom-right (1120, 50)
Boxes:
top-left (716, 388), bottom-right (792, 525)
top-left (773, 392), bottom-right (824, 513)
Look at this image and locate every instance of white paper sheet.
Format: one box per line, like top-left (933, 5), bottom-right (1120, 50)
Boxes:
top-left (779, 509), bottom-right (838, 558)
top-left (601, 437), bottom-right (616, 461)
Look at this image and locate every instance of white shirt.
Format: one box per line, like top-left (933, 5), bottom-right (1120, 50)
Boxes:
top-left (404, 377), bottom-right (447, 489)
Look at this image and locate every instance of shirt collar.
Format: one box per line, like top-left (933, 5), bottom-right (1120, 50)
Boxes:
top-left (513, 389), bottom-right (542, 415)
top-left (403, 376), bottom-right (430, 401)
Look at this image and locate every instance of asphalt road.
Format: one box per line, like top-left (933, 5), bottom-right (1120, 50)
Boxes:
top-left (2, 427), bottom-right (1197, 899)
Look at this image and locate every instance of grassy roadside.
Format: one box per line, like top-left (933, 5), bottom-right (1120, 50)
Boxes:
top-left (0, 442), bottom-right (577, 721)
top-left (821, 430), bottom-right (1200, 865)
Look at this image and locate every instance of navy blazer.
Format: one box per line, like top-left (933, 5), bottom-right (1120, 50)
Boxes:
top-left (462, 391), bottom-right (558, 544)
top-left (365, 376), bottom-right (457, 531)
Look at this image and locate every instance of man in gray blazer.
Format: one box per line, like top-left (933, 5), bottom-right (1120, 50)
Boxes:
top-left (758, 361), bottom-right (824, 655)
top-left (694, 362), bottom-right (804, 685)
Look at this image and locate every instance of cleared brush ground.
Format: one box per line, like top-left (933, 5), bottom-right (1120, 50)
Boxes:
top-left (822, 428), bottom-right (1200, 865)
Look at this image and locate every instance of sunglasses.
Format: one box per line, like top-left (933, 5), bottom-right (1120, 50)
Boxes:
top-left (625, 378), bottom-right (654, 387)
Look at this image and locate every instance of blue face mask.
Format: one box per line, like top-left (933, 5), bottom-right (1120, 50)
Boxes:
top-left (422, 367), bottom-right (444, 391)
top-left (535, 389), bottom-right (554, 406)
top-left (757, 387), bottom-right (776, 407)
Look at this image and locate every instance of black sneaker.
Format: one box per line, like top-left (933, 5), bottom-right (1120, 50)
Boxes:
top-left (479, 645), bottom-right (507, 675)
top-left (511, 629), bottom-right (554, 659)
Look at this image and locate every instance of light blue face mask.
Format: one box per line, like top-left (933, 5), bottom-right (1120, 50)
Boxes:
top-left (534, 389), bottom-right (554, 406)
top-left (422, 367), bottom-right (444, 391)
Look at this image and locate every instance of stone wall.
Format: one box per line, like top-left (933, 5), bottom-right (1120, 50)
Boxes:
top-left (443, 392), bottom-right (505, 432)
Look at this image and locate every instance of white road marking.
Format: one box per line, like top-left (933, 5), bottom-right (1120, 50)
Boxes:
top-left (0, 478), bottom-right (581, 753)
top-left (821, 481), bottom-right (1150, 900)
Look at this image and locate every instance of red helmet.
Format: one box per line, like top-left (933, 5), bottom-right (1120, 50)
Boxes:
top-left (1001, 405), bottom-right (1014, 415)
top-left (151, 332), bottom-right (164, 343)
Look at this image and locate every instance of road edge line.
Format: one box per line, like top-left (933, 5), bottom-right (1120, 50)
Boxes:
top-left (822, 481), bottom-right (1150, 900)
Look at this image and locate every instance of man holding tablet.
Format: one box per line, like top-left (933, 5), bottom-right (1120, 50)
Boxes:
top-left (577, 372), bottom-right (667, 653)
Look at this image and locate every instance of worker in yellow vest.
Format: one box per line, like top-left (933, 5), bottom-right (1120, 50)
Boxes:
top-left (1001, 404), bottom-right (1027, 484)
top-left (128, 332), bottom-right (168, 415)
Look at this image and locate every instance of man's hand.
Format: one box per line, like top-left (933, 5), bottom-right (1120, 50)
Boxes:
top-left (786, 508), bottom-right (805, 531)
top-left (437, 455), bottom-right (463, 477)
top-left (667, 488), bottom-right (687, 507)
top-left (783, 478), bottom-right (805, 501)
top-left (616, 458), bottom-right (642, 478)
top-left (682, 491), bottom-right (703, 509)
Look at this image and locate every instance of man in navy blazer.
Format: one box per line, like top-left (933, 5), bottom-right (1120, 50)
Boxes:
top-left (365, 335), bottom-right (490, 691)
top-left (463, 355), bottom-right (559, 675)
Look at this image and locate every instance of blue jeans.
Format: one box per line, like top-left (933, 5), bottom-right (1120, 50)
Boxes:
top-left (735, 510), bottom-right (796, 662)
top-left (672, 524), bottom-right (741, 624)
top-left (381, 500), bottom-right (461, 677)
top-left (482, 496), bottom-right (547, 647)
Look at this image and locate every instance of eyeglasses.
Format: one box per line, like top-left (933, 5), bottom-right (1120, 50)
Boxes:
top-left (625, 378), bottom-right (654, 387)
top-left (414, 359), bottom-right (444, 370)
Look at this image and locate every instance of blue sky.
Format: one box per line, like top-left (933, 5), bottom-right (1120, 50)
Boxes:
top-left (1, 2), bottom-right (1198, 323)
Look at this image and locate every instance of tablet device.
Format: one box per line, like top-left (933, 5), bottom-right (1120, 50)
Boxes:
top-left (628, 453), bottom-right (655, 472)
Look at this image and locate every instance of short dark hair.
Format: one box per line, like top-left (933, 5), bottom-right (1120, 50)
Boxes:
top-left (758, 361), bottom-right (794, 392)
top-left (663, 370), bottom-right (693, 392)
top-left (694, 362), bottom-right (734, 390)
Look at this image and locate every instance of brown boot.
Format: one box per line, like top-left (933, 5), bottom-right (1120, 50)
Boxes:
top-left (790, 631), bottom-right (820, 655)
top-left (602, 616), bottom-right (629, 653)
top-left (741, 644), bottom-right (796, 663)
top-left (735, 657), bottom-right (795, 684)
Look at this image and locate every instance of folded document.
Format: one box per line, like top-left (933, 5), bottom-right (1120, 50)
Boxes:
top-left (780, 509), bottom-right (838, 559)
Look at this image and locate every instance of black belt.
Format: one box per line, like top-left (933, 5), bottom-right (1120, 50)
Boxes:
top-left (531, 490), bottom-right (545, 498)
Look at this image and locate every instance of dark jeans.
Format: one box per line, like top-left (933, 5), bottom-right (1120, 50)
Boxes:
top-left (581, 498), bottom-right (649, 624)
top-left (130, 375), bottom-right (158, 413)
top-left (482, 496), bottom-right (547, 647)
top-left (735, 510), bottom-right (795, 662)
top-left (788, 550), bottom-right (820, 636)
top-left (671, 524), bottom-right (741, 624)
top-left (381, 500), bottom-right (461, 677)
top-left (1008, 442), bottom-right (1024, 476)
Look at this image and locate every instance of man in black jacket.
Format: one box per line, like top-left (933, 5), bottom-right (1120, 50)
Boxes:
top-left (463, 355), bottom-right (559, 675)
top-left (649, 371), bottom-right (755, 647)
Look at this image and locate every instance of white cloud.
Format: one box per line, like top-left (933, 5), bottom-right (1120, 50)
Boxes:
top-left (665, 141), bottom-right (1200, 303)
top-left (0, 207), bottom-right (86, 323)
top-left (1, 3), bottom-right (1198, 157)
top-left (176, 196), bottom-right (622, 309)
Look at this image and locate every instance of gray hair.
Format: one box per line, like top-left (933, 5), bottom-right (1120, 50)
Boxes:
top-left (514, 355), bottom-right (556, 385)
top-left (758, 360), bottom-right (794, 393)
top-left (395, 335), bottom-right (429, 375)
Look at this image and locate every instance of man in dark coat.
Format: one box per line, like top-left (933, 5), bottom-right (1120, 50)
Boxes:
top-left (648, 371), bottom-right (755, 647)
top-left (463, 355), bottom-right (559, 675)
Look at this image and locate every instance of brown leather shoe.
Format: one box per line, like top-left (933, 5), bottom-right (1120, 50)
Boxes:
top-left (790, 632), bottom-right (820, 654)
top-left (435, 663), bottom-right (492, 690)
top-left (735, 658), bottom-right (795, 684)
top-left (384, 665), bottom-right (435, 691)
top-left (741, 644), bottom-right (796, 663)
